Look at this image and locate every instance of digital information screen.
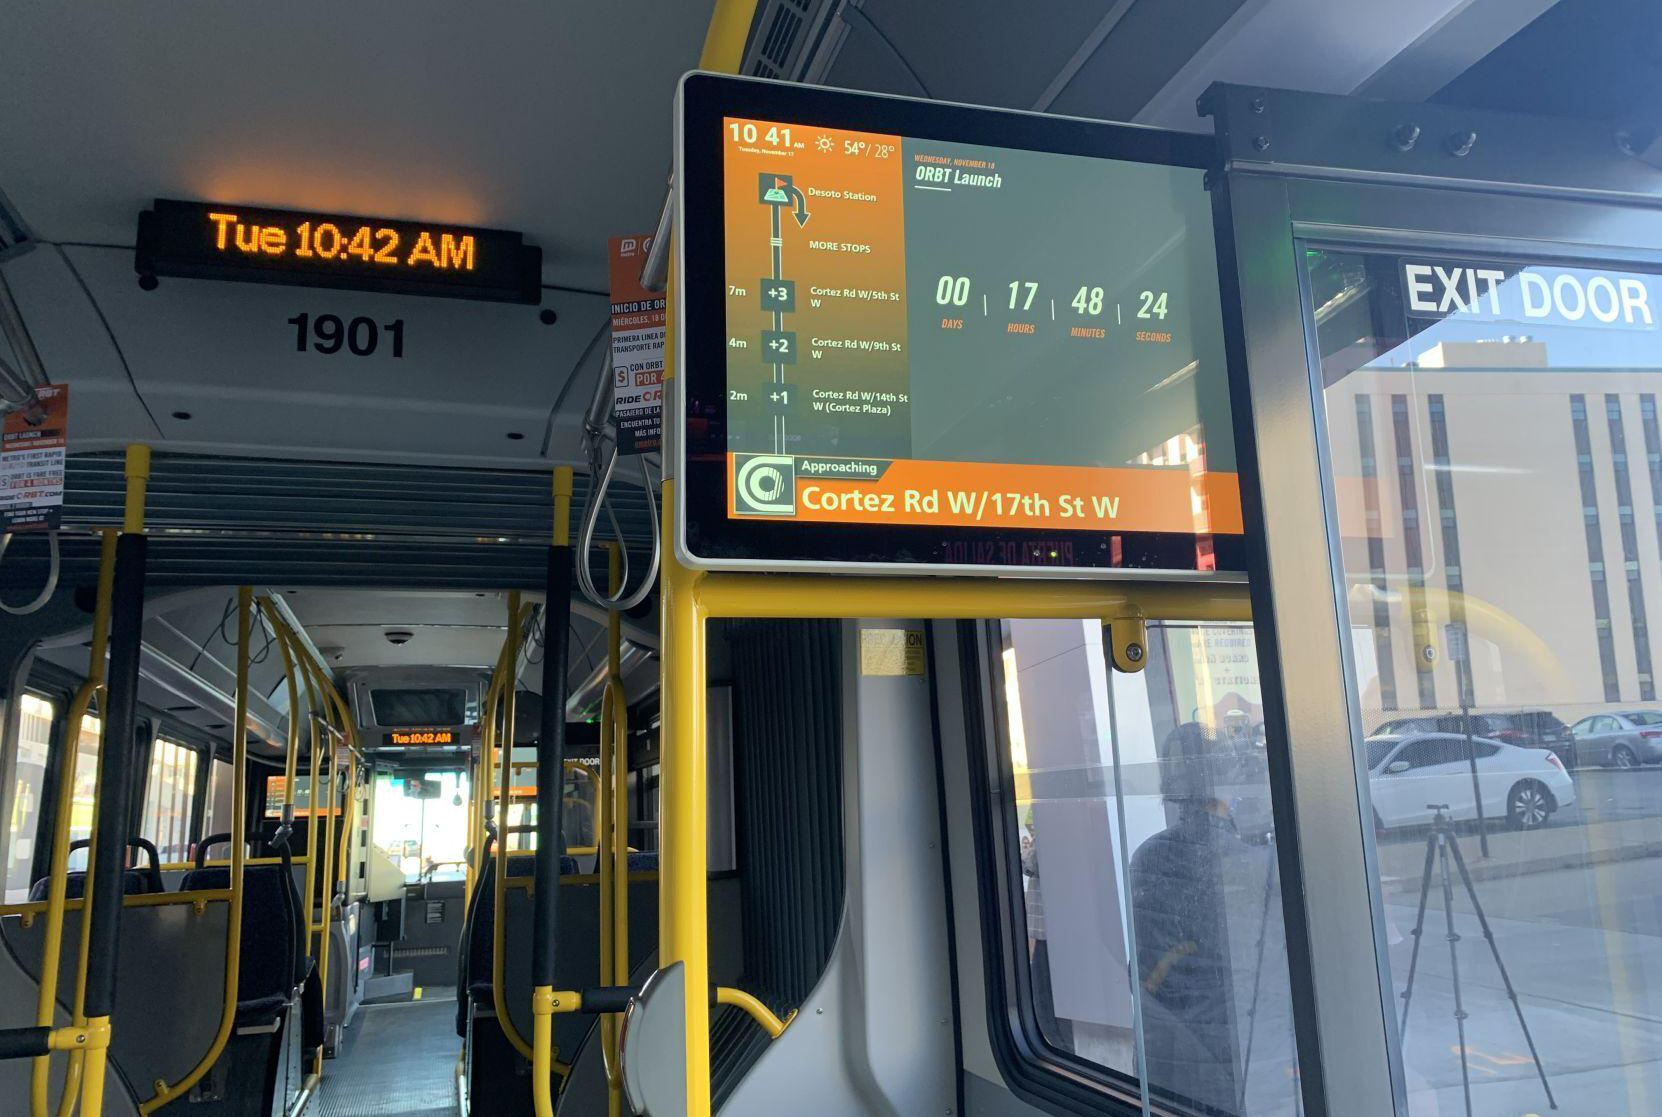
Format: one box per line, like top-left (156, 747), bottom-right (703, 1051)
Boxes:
top-left (135, 199), bottom-right (543, 303)
top-left (677, 76), bottom-right (1245, 576)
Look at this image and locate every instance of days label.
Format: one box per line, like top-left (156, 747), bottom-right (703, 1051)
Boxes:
top-left (1, 385), bottom-right (68, 532)
top-left (608, 235), bottom-right (666, 454)
top-left (859, 627), bottom-right (926, 676)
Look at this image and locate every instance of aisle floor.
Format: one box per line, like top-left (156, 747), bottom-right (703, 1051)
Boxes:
top-left (313, 991), bottom-right (459, 1117)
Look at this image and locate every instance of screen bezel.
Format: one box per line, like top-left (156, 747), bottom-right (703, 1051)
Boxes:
top-left (675, 72), bottom-right (1244, 578)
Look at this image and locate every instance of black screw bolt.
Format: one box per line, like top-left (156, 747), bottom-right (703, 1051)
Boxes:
top-left (1125, 643), bottom-right (1145, 664)
top-left (1249, 94), bottom-right (1267, 115)
top-left (1445, 130), bottom-right (1477, 157)
top-left (138, 274), bottom-right (159, 291)
top-left (1251, 135), bottom-right (1271, 153)
top-left (539, 308), bottom-right (558, 325)
top-left (1390, 123), bottom-right (1421, 152)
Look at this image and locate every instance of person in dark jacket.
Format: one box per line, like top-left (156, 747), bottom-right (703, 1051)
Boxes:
top-left (1129, 723), bottom-right (1292, 1116)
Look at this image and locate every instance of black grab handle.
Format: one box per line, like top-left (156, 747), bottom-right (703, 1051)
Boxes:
top-left (60, 836), bottom-right (163, 893)
top-left (0, 1026), bottom-right (53, 1060)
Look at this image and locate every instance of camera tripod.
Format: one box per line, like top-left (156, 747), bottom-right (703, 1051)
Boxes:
top-left (1398, 805), bottom-right (1555, 1115)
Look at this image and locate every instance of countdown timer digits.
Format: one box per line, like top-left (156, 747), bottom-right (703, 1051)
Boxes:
top-left (135, 199), bottom-right (542, 303)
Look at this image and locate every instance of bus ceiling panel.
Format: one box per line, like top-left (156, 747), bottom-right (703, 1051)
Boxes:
top-left (58, 245), bottom-right (606, 467)
top-left (1131, 0), bottom-right (1543, 130)
top-left (818, 0), bottom-right (1502, 128)
top-left (281, 588), bottom-right (516, 630)
top-left (2, 534), bottom-right (565, 591)
top-left (58, 451), bottom-right (657, 544)
top-left (30, 636), bottom-right (285, 750)
top-left (819, 0), bottom-right (1122, 107)
top-left (302, 622), bottom-right (510, 672)
top-left (0, 2), bottom-right (718, 291)
top-left (0, 243), bottom-right (162, 440)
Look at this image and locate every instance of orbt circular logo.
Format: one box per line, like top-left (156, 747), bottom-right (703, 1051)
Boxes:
top-left (733, 454), bottom-right (796, 516)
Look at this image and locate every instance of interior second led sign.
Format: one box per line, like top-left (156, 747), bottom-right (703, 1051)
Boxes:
top-left (135, 199), bottom-right (542, 303)
top-left (386, 728), bottom-right (457, 747)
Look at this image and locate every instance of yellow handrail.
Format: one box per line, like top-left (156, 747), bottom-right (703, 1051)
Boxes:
top-left (715, 987), bottom-right (792, 1039)
top-left (598, 543), bottom-right (628, 1117)
top-left (492, 592), bottom-right (536, 1061)
top-left (295, 639), bottom-right (323, 960)
top-left (140, 586), bottom-right (251, 1114)
top-left (531, 465), bottom-right (575, 1117)
top-left (44, 445), bottom-right (147, 1117)
top-left (312, 667), bottom-right (342, 1041)
top-left (30, 526), bottom-right (115, 1117)
top-left (257, 599), bottom-right (302, 825)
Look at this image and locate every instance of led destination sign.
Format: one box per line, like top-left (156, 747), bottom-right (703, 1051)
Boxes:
top-left (386, 728), bottom-right (458, 747)
top-left (678, 76), bottom-right (1243, 575)
top-left (135, 199), bottom-right (542, 303)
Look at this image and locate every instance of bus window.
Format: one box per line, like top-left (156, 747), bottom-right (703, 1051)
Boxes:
top-left (4, 693), bottom-right (56, 901)
top-left (503, 766), bottom-right (600, 852)
top-left (139, 738), bottom-right (198, 864)
top-left (993, 619), bottom-right (1299, 1117)
top-left (371, 772), bottom-right (470, 882)
top-left (201, 757), bottom-right (233, 837)
top-left (66, 712), bottom-right (102, 860)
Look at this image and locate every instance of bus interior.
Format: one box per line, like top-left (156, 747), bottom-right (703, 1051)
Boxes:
top-left (3, 4), bottom-right (1662, 1117)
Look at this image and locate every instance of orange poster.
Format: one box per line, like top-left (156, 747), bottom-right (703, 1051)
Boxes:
top-left (1, 384), bottom-right (67, 532)
top-left (608, 235), bottom-right (666, 454)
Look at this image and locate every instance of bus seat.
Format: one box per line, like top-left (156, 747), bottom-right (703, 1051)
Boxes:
top-left (182, 833), bottom-right (308, 1024)
top-left (27, 838), bottom-right (165, 902)
top-left (458, 851), bottom-right (658, 1055)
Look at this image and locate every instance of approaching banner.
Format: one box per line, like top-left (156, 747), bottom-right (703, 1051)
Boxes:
top-left (608, 235), bottom-right (666, 455)
top-left (1, 384), bottom-right (68, 532)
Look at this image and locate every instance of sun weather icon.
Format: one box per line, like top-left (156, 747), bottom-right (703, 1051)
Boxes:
top-left (815, 134), bottom-right (834, 153)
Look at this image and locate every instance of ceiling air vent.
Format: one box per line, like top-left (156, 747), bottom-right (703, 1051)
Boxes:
top-left (743, 0), bottom-right (837, 80)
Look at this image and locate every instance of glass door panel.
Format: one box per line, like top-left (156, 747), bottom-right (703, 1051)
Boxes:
top-left (1307, 245), bottom-right (1662, 1116)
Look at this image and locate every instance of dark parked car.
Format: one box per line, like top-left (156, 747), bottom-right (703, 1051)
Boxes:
top-left (1373, 710), bottom-right (1576, 766)
top-left (1569, 711), bottom-right (1662, 768)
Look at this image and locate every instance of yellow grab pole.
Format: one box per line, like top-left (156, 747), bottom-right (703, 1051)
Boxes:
top-left (531, 466), bottom-right (576, 1117)
top-left (607, 545), bottom-right (628, 996)
top-left (492, 593), bottom-right (535, 1059)
top-left (698, 0), bottom-right (759, 71)
top-left (142, 587), bottom-right (249, 1113)
top-left (257, 600), bottom-right (301, 824)
top-left (68, 443), bottom-right (149, 1117)
top-left (660, 481), bottom-right (713, 1117)
top-left (296, 646), bottom-right (323, 955)
top-left (599, 543), bottom-right (627, 1116)
top-left (32, 527), bottom-right (117, 1117)
top-left (313, 679), bottom-right (341, 1051)
top-left (121, 445), bottom-right (150, 535)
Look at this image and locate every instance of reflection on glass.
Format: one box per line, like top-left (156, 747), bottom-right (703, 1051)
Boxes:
top-left (1002, 619), bottom-right (1299, 1116)
top-left (1309, 247), bottom-right (1662, 1115)
top-left (3, 694), bottom-right (55, 902)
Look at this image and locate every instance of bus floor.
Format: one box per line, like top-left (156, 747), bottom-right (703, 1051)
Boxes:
top-left (313, 988), bottom-right (459, 1117)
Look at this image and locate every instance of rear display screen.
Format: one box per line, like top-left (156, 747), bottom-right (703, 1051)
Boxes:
top-left (679, 76), bottom-right (1244, 575)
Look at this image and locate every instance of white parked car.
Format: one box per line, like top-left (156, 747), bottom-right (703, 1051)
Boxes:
top-left (1366, 733), bottom-right (1576, 831)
